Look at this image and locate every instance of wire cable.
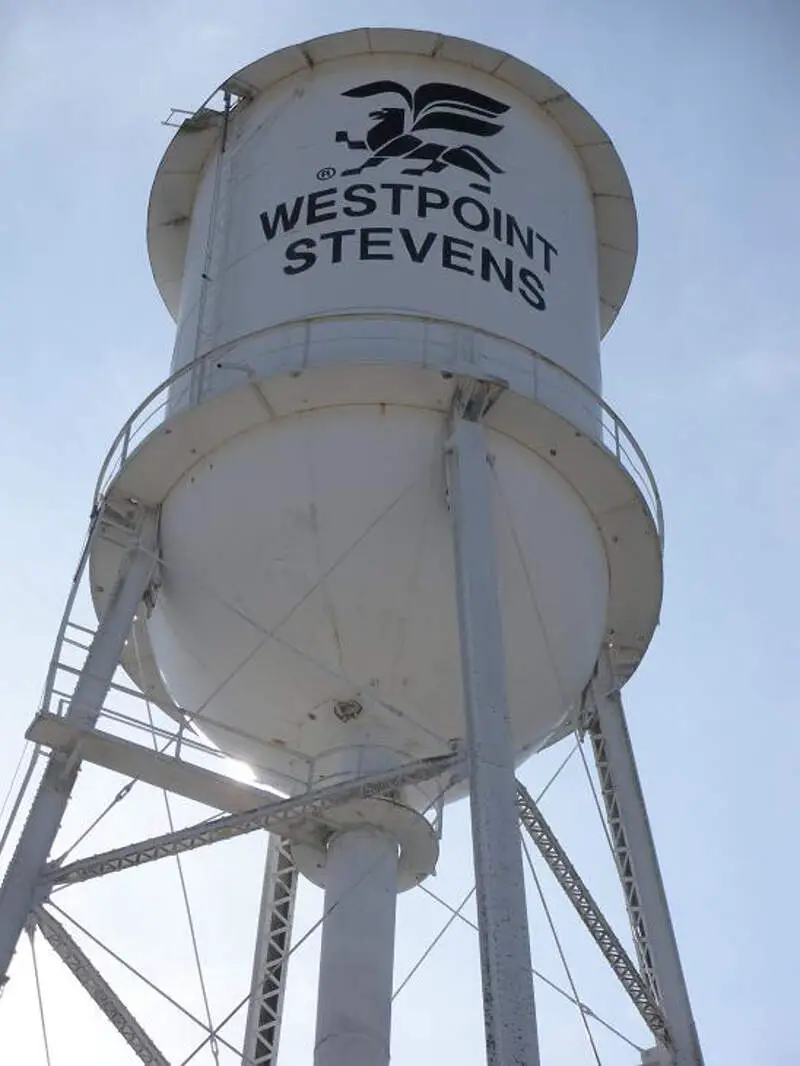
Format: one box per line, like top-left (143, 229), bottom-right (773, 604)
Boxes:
top-left (417, 883), bottom-right (643, 1053)
top-left (490, 463), bottom-right (568, 708)
top-left (0, 744), bottom-right (41, 861)
top-left (576, 729), bottom-right (617, 859)
top-left (46, 902), bottom-right (255, 1065)
top-left (0, 743), bottom-right (31, 824)
top-left (127, 465), bottom-right (456, 756)
top-left (51, 737), bottom-right (176, 867)
top-left (391, 738), bottom-right (577, 997)
top-left (137, 630), bottom-right (220, 1066)
top-left (387, 740), bottom-right (639, 1052)
top-left (393, 885), bottom-right (476, 1001)
top-left (29, 929), bottom-right (53, 1066)
top-left (521, 833), bottom-right (604, 1066)
top-left (159, 782), bottom-right (221, 1063)
top-left (535, 741), bottom-right (578, 804)
top-left (177, 873), bottom-right (348, 1065)
top-left (177, 778), bottom-right (455, 1066)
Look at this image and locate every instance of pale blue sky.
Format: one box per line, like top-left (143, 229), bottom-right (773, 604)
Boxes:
top-left (0, 1), bottom-right (798, 1063)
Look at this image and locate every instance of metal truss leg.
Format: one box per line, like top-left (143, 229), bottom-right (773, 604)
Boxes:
top-left (589, 653), bottom-right (704, 1066)
top-left (35, 907), bottom-right (169, 1065)
top-left (515, 780), bottom-right (668, 1044)
top-left (447, 415), bottom-right (541, 1066)
top-left (0, 510), bottom-right (158, 983)
top-left (242, 836), bottom-right (297, 1066)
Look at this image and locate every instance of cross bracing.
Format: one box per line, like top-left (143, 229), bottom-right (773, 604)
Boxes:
top-left (44, 749), bottom-right (463, 888)
top-left (515, 779), bottom-right (669, 1045)
top-left (0, 478), bottom-right (694, 1066)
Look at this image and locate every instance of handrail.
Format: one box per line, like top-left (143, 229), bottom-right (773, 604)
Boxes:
top-left (93, 314), bottom-right (663, 542)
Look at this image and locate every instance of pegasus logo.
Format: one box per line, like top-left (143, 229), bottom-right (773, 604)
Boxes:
top-left (335, 80), bottom-right (509, 193)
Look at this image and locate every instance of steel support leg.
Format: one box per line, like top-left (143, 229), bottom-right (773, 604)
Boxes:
top-left (515, 780), bottom-right (668, 1044)
top-left (313, 828), bottom-right (399, 1066)
top-left (447, 416), bottom-right (541, 1066)
top-left (590, 654), bottom-right (703, 1066)
top-left (35, 907), bottom-right (169, 1065)
top-left (0, 510), bottom-right (158, 983)
top-left (243, 836), bottom-right (297, 1066)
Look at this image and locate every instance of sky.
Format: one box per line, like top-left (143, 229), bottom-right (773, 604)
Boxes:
top-left (0, 1), bottom-right (798, 1063)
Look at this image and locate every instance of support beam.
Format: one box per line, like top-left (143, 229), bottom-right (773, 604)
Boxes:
top-left (515, 779), bottom-right (668, 1043)
top-left (243, 836), bottom-right (297, 1066)
top-left (27, 712), bottom-right (273, 814)
top-left (0, 511), bottom-right (159, 984)
top-left (46, 749), bottom-right (464, 887)
top-left (447, 414), bottom-right (541, 1066)
top-left (36, 907), bottom-right (169, 1066)
top-left (589, 655), bottom-right (704, 1066)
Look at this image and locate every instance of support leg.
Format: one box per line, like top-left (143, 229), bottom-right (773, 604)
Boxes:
top-left (447, 416), bottom-right (541, 1066)
top-left (314, 828), bottom-right (399, 1066)
top-left (590, 653), bottom-right (703, 1066)
top-left (0, 510), bottom-right (158, 982)
top-left (36, 907), bottom-right (169, 1065)
top-left (243, 836), bottom-right (297, 1066)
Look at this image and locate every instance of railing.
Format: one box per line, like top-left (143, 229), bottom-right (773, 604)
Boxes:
top-left (93, 314), bottom-right (663, 543)
top-left (40, 614), bottom-right (290, 786)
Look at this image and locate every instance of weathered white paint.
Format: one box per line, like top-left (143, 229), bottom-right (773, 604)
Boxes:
top-left (146, 404), bottom-right (609, 780)
top-left (448, 417), bottom-right (541, 1066)
top-left (313, 828), bottom-right (399, 1066)
top-left (138, 30), bottom-right (649, 794)
top-left (169, 48), bottom-right (602, 395)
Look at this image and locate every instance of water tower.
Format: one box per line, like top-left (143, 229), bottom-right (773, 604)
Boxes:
top-left (0, 28), bottom-right (703, 1066)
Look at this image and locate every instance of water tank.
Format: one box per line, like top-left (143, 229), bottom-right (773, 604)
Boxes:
top-left (91, 29), bottom-right (661, 798)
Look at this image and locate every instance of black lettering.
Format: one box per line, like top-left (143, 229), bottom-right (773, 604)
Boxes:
top-left (343, 183), bottom-right (377, 217)
top-left (506, 214), bottom-right (535, 259)
top-left (492, 207), bottom-right (503, 241)
top-left (319, 229), bottom-right (357, 263)
top-left (360, 227), bottom-right (394, 261)
top-left (260, 197), bottom-right (304, 241)
top-left (536, 234), bottom-right (558, 273)
top-left (283, 237), bottom-right (316, 275)
top-left (418, 186), bottom-right (449, 218)
top-left (399, 228), bottom-right (438, 263)
top-left (380, 182), bottom-right (414, 215)
top-left (442, 234), bottom-right (474, 275)
top-left (306, 188), bottom-right (338, 225)
top-left (453, 196), bottom-right (490, 233)
top-left (480, 247), bottom-right (513, 291)
top-left (519, 268), bottom-right (546, 310)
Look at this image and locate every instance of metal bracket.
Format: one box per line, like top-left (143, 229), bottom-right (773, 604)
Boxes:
top-left (444, 375), bottom-right (507, 515)
top-left (449, 375), bottom-right (507, 425)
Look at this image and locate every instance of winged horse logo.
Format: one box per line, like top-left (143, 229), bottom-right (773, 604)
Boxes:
top-left (335, 80), bottom-right (509, 192)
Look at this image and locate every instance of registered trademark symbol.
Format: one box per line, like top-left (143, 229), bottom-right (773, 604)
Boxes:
top-left (316, 166), bottom-right (336, 181)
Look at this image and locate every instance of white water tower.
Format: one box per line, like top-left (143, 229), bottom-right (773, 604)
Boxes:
top-left (0, 28), bottom-right (702, 1066)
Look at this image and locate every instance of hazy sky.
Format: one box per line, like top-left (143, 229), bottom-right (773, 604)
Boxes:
top-left (0, 1), bottom-right (798, 1064)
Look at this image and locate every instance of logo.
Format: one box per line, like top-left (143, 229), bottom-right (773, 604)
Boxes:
top-left (335, 80), bottom-right (509, 193)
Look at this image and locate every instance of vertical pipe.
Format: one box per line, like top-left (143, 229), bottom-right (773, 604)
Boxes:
top-left (314, 828), bottom-right (399, 1066)
top-left (447, 417), bottom-right (541, 1066)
